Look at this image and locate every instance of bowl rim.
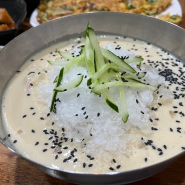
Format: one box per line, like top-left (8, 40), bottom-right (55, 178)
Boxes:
top-left (1, 11), bottom-right (185, 176)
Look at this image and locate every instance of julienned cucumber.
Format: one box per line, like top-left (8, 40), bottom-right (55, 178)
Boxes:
top-left (92, 81), bottom-right (158, 92)
top-left (54, 75), bottom-right (84, 92)
top-left (48, 60), bottom-right (69, 66)
top-left (56, 49), bottom-right (73, 60)
top-left (50, 68), bottom-right (64, 112)
top-left (87, 26), bottom-right (119, 112)
top-left (87, 63), bottom-right (122, 86)
top-left (119, 86), bottom-right (129, 123)
top-left (64, 54), bottom-right (85, 74)
top-left (85, 35), bottom-right (95, 77)
top-left (101, 48), bottom-right (136, 73)
top-left (125, 56), bottom-right (144, 67)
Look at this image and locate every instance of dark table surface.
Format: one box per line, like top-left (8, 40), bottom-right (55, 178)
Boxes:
top-left (1, 0), bottom-right (185, 184)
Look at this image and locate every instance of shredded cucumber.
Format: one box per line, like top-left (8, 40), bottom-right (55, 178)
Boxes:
top-left (55, 75), bottom-right (83, 92)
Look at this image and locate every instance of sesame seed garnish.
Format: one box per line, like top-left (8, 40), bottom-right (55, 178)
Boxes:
top-left (88, 164), bottom-right (93, 167)
top-left (109, 167), bottom-right (114, 171)
top-left (47, 113), bottom-right (50, 117)
top-left (159, 152), bottom-right (163, 155)
top-left (75, 114), bottom-right (78, 116)
top-left (90, 157), bottom-right (94, 160)
top-left (44, 143), bottom-right (48, 145)
top-left (13, 140), bottom-right (17, 144)
top-left (74, 158), bottom-right (78, 162)
top-left (27, 94), bottom-right (31, 96)
top-left (52, 122), bottom-right (54, 125)
top-left (170, 128), bottom-right (173, 132)
top-left (176, 120), bottom-right (180, 123)
top-left (77, 93), bottom-right (80, 97)
top-left (35, 142), bottom-right (39, 145)
top-left (141, 111), bottom-right (144, 114)
top-left (62, 128), bottom-right (65, 132)
top-left (83, 163), bottom-right (86, 168)
top-left (145, 158), bottom-right (147, 162)
top-left (97, 113), bottom-right (100, 117)
top-left (63, 146), bottom-right (68, 149)
top-left (40, 117), bottom-right (44, 120)
top-left (58, 151), bottom-right (62, 154)
top-left (82, 107), bottom-right (85, 110)
top-left (117, 165), bottom-right (121, 169)
top-left (163, 145), bottom-right (167, 149)
top-left (63, 158), bottom-right (68, 162)
top-left (32, 112), bottom-right (36, 115)
top-left (149, 118), bottom-right (153, 122)
top-left (113, 159), bottom-right (116, 163)
top-left (30, 107), bottom-right (34, 110)
top-left (31, 130), bottom-right (35, 133)
top-left (179, 102), bottom-right (183, 106)
top-left (43, 149), bottom-right (47, 152)
top-left (85, 116), bottom-right (88, 119)
top-left (158, 103), bottom-right (162, 106)
top-left (136, 99), bottom-right (139, 104)
top-left (23, 115), bottom-right (27, 118)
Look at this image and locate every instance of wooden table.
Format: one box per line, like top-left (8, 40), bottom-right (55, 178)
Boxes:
top-left (1, 1), bottom-right (185, 184)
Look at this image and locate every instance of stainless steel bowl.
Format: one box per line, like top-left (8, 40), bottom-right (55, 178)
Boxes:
top-left (0, 12), bottom-right (185, 185)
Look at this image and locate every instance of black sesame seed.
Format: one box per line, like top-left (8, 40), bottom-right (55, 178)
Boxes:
top-left (77, 93), bottom-right (80, 97)
top-left (52, 122), bottom-right (54, 125)
top-left (35, 142), bottom-right (39, 146)
top-left (163, 145), bottom-right (167, 149)
top-left (145, 158), bottom-right (147, 162)
top-left (159, 152), bottom-right (163, 155)
top-left (158, 103), bottom-right (162, 106)
top-left (43, 149), bottom-right (47, 152)
top-left (141, 111), bottom-right (144, 114)
top-left (136, 99), bottom-right (139, 104)
top-left (150, 118), bottom-right (153, 122)
top-left (74, 158), bottom-right (78, 162)
top-left (152, 146), bottom-right (156, 150)
top-left (62, 128), bottom-right (65, 132)
top-left (109, 167), bottom-right (114, 171)
top-left (157, 148), bottom-right (162, 152)
top-left (8, 134), bottom-right (10, 137)
top-left (47, 113), bottom-right (50, 117)
top-left (170, 128), bottom-right (173, 132)
top-left (27, 94), bottom-right (31, 96)
top-left (63, 158), bottom-right (68, 162)
top-left (176, 120), bottom-right (180, 123)
top-left (88, 164), bottom-right (93, 167)
top-left (90, 157), bottom-right (94, 160)
top-left (85, 116), bottom-right (88, 119)
top-left (23, 115), bottom-right (27, 118)
top-left (83, 163), bottom-right (86, 168)
top-left (31, 130), bottom-right (35, 133)
top-left (97, 113), bottom-right (100, 117)
top-left (30, 107), bottom-right (34, 110)
top-left (63, 146), bottom-right (68, 150)
top-left (75, 114), bottom-right (78, 116)
top-left (40, 117), bottom-right (44, 120)
top-left (113, 159), bottom-right (116, 163)
top-left (82, 107), bottom-right (85, 110)
top-left (32, 112), bottom-right (36, 115)
top-left (58, 151), bottom-right (62, 154)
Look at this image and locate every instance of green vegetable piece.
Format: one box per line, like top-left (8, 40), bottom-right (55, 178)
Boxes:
top-left (119, 86), bottom-right (129, 123)
top-left (54, 75), bottom-right (83, 92)
top-left (56, 49), bottom-right (73, 60)
top-left (48, 60), bottom-right (69, 66)
top-left (101, 48), bottom-right (136, 73)
top-left (50, 68), bottom-right (64, 112)
top-left (93, 81), bottom-right (158, 92)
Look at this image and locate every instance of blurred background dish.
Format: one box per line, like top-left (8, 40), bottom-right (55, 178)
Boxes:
top-left (0, 0), bottom-right (26, 45)
top-left (30, 0), bottom-right (182, 27)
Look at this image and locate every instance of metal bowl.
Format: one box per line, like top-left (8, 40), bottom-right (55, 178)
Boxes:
top-left (0, 12), bottom-right (185, 185)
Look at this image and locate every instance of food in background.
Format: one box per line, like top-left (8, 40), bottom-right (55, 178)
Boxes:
top-left (37, 0), bottom-right (181, 24)
top-left (0, 8), bottom-right (15, 31)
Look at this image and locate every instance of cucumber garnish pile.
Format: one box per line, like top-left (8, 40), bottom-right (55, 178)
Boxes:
top-left (48, 23), bottom-right (157, 123)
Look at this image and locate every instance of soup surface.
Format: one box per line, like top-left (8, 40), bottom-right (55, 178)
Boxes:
top-left (2, 35), bottom-right (185, 173)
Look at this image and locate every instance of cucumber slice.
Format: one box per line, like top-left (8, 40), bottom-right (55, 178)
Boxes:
top-left (53, 75), bottom-right (58, 83)
top-left (87, 26), bottom-right (118, 112)
top-left (54, 75), bottom-right (83, 92)
top-left (125, 56), bottom-right (143, 67)
top-left (50, 68), bottom-right (64, 112)
top-left (119, 86), bottom-right (129, 123)
top-left (126, 78), bottom-right (144, 84)
top-left (101, 48), bottom-right (136, 73)
top-left (87, 63), bottom-right (121, 86)
top-left (64, 54), bottom-right (85, 74)
top-left (93, 81), bottom-right (158, 92)
top-left (48, 60), bottom-right (69, 66)
top-left (56, 49), bottom-right (73, 60)
top-left (85, 35), bottom-right (95, 77)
